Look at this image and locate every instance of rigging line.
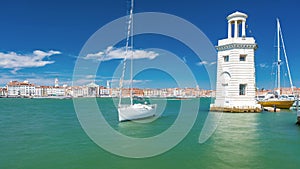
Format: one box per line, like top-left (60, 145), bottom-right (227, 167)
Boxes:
top-left (272, 63), bottom-right (277, 90)
top-left (130, 0), bottom-right (134, 105)
top-left (277, 18), bottom-right (281, 95)
top-left (119, 0), bottom-right (134, 106)
top-left (279, 23), bottom-right (294, 94)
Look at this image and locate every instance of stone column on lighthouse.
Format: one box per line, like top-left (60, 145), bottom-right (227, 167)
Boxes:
top-left (228, 21), bottom-right (232, 38)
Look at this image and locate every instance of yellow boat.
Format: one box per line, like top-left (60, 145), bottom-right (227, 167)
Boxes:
top-left (258, 100), bottom-right (294, 109)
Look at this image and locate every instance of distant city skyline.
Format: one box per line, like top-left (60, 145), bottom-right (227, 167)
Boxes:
top-left (0, 0), bottom-right (300, 90)
top-left (1, 79), bottom-right (215, 98)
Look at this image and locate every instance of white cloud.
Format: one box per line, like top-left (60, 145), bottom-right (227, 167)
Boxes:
top-left (196, 61), bottom-right (208, 66)
top-left (196, 61), bottom-right (216, 66)
top-left (0, 73), bottom-right (70, 87)
top-left (83, 46), bottom-right (159, 61)
top-left (10, 68), bottom-right (21, 75)
top-left (210, 61), bottom-right (216, 65)
top-left (72, 79), bottom-right (102, 86)
top-left (85, 75), bottom-right (96, 79)
top-left (0, 50), bottom-right (61, 71)
top-left (259, 63), bottom-right (268, 68)
top-left (108, 79), bottom-right (151, 88)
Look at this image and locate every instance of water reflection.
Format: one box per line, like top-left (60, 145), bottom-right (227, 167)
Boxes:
top-left (205, 112), bottom-right (261, 168)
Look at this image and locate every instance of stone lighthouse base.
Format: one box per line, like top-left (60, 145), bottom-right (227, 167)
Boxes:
top-left (210, 104), bottom-right (262, 113)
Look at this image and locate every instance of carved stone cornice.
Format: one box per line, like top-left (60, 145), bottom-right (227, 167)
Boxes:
top-left (216, 43), bottom-right (258, 51)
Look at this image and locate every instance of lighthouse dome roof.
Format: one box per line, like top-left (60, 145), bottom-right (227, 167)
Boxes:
top-left (227, 11), bottom-right (248, 21)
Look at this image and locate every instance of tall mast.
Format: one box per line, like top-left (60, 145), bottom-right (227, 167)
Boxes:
top-left (277, 18), bottom-right (281, 95)
top-left (130, 0), bottom-right (134, 105)
top-left (118, 0), bottom-right (134, 106)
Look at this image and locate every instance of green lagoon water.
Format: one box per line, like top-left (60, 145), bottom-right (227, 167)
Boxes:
top-left (1, 98), bottom-right (300, 169)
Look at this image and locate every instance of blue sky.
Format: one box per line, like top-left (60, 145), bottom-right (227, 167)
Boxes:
top-left (0, 0), bottom-right (300, 89)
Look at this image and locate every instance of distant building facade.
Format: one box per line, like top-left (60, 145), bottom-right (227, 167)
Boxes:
top-left (7, 81), bottom-right (35, 97)
top-left (0, 88), bottom-right (7, 96)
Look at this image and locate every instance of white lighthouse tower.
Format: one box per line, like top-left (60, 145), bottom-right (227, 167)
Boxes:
top-left (210, 11), bottom-right (261, 112)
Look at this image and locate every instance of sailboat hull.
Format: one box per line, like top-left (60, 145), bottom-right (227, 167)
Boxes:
top-left (118, 104), bottom-right (157, 122)
top-left (258, 100), bottom-right (294, 109)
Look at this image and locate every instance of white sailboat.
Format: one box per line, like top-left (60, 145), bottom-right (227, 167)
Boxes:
top-left (118, 0), bottom-right (156, 122)
top-left (258, 19), bottom-right (294, 109)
